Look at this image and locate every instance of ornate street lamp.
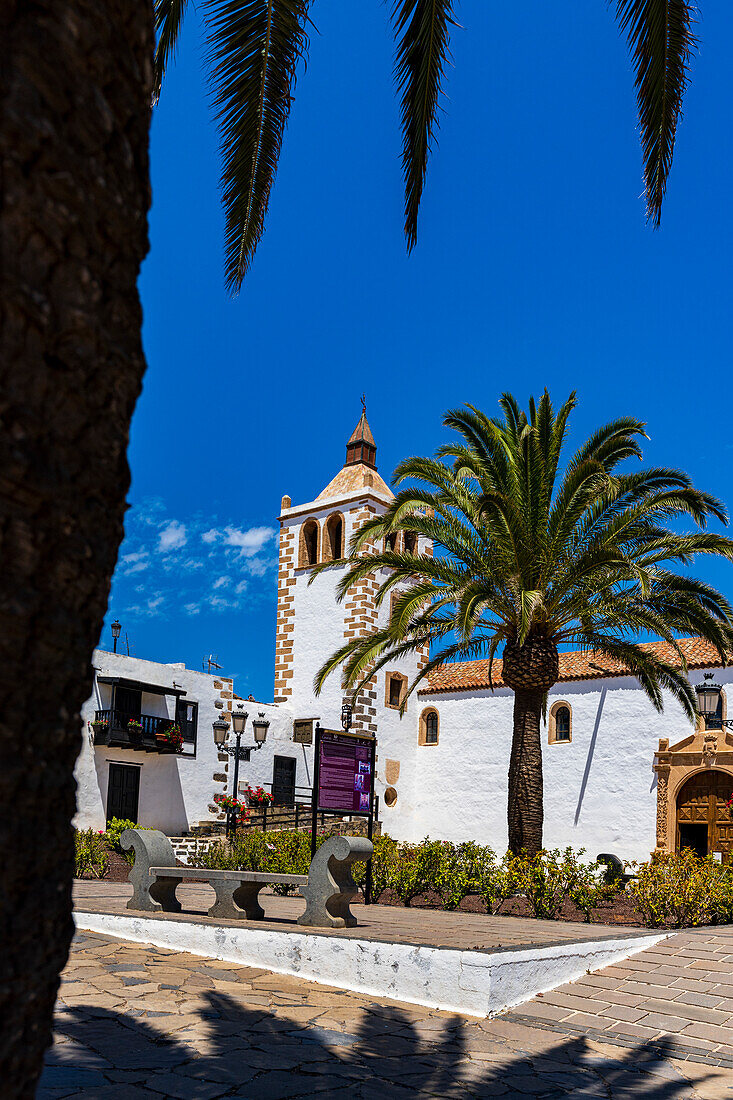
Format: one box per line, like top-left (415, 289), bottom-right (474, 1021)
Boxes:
top-left (212, 714), bottom-right (229, 746)
top-left (341, 702), bottom-right (353, 732)
top-left (213, 706), bottom-right (269, 836)
top-left (696, 673), bottom-right (722, 727)
top-left (252, 715), bottom-right (270, 744)
top-left (111, 619), bottom-right (122, 654)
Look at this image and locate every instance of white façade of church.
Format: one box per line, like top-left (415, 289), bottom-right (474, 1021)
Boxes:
top-left (75, 412), bottom-right (733, 863)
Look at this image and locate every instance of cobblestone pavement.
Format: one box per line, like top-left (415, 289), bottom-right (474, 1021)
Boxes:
top-left (39, 930), bottom-right (733, 1099)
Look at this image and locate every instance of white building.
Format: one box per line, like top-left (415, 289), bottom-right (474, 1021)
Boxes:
top-left (75, 412), bottom-right (733, 862)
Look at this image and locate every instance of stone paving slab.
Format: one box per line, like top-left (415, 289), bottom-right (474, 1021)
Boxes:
top-left (73, 879), bottom-right (655, 952)
top-left (503, 927), bottom-right (733, 1066)
top-left (40, 928), bottom-right (733, 1098)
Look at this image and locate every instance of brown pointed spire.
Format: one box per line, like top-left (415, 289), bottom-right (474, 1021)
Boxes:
top-left (345, 408), bottom-right (377, 469)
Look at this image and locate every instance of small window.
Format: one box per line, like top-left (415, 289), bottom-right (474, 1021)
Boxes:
top-left (403, 531), bottom-right (417, 554)
top-left (385, 532), bottom-right (399, 553)
top-left (385, 672), bottom-right (407, 710)
top-left (299, 519), bottom-right (319, 567)
top-left (549, 701), bottom-right (572, 744)
top-left (419, 707), bottom-right (440, 746)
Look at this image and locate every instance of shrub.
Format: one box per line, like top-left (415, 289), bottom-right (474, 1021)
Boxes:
top-left (104, 818), bottom-right (150, 865)
top-left (438, 841), bottom-right (493, 910)
top-left (629, 849), bottom-right (733, 928)
top-left (388, 838), bottom-right (445, 906)
top-left (370, 835), bottom-right (399, 899)
top-left (512, 847), bottom-right (597, 920)
top-left (74, 829), bottom-right (109, 879)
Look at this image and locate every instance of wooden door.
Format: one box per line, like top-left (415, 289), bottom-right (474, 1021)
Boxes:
top-left (676, 770), bottom-right (733, 861)
top-left (272, 756), bottom-right (296, 806)
top-left (106, 763), bottom-right (140, 823)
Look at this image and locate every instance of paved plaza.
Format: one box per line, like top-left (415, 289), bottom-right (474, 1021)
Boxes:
top-left (40, 921), bottom-right (733, 1099)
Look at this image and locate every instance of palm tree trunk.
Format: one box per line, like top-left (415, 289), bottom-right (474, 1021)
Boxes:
top-left (0, 2), bottom-right (152, 1094)
top-left (507, 688), bottom-right (545, 856)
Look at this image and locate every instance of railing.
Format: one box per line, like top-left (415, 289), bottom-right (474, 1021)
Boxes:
top-left (243, 784), bottom-right (380, 834)
top-left (92, 709), bottom-right (194, 753)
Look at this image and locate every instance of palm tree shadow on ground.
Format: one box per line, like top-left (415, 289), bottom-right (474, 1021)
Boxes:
top-left (40, 992), bottom-right (711, 1098)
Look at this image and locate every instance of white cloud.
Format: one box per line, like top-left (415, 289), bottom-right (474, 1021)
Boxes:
top-left (158, 520), bottom-right (187, 552)
top-left (184, 602), bottom-right (201, 615)
top-left (201, 528), bottom-right (219, 544)
top-left (213, 575), bottom-right (231, 589)
top-left (245, 558), bottom-right (268, 578)
top-left (234, 580), bottom-right (248, 595)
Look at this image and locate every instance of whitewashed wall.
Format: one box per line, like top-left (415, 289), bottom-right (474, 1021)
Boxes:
top-left (75, 650), bottom-right (246, 833)
top-left (376, 666), bottom-right (733, 862)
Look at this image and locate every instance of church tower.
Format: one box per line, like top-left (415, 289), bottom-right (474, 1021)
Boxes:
top-left (274, 410), bottom-right (428, 735)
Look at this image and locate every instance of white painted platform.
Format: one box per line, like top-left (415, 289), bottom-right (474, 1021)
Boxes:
top-left (74, 909), bottom-right (666, 1018)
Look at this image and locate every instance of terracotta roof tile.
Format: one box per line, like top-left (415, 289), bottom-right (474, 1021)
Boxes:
top-left (419, 637), bottom-right (724, 695)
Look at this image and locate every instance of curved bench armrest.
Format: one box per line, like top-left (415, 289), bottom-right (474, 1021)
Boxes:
top-left (122, 828), bottom-right (177, 911)
top-left (298, 835), bottom-right (373, 929)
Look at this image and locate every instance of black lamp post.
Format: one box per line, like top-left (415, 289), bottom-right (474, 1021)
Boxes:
top-left (341, 702), bottom-right (353, 732)
top-left (111, 619), bottom-right (122, 654)
top-left (212, 705), bottom-right (269, 836)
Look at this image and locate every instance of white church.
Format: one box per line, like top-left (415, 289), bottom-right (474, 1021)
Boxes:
top-left (74, 413), bottom-right (733, 864)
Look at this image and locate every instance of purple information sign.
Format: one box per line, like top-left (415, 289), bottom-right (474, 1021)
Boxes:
top-left (317, 731), bottom-right (373, 813)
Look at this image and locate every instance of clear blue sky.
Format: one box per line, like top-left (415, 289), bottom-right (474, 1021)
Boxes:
top-left (103, 3), bottom-right (733, 700)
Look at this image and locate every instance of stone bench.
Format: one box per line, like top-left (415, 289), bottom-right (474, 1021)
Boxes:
top-left (121, 828), bottom-right (372, 927)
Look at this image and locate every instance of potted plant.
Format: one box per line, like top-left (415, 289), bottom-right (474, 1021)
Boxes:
top-left (127, 718), bottom-right (143, 737)
top-left (90, 716), bottom-right (108, 741)
top-left (156, 723), bottom-right (183, 753)
top-left (245, 784), bottom-right (274, 808)
top-left (213, 792), bottom-right (249, 827)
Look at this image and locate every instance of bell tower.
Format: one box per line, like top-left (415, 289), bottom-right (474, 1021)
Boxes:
top-left (274, 410), bottom-right (394, 726)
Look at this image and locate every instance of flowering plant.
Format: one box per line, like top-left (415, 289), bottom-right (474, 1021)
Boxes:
top-left (245, 785), bottom-right (274, 807)
top-left (91, 717), bottom-right (108, 730)
top-left (127, 718), bottom-right (143, 735)
top-left (156, 723), bottom-right (183, 752)
top-left (214, 793), bottom-right (250, 826)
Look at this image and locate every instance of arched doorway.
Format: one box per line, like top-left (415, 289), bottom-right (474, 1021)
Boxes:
top-left (676, 770), bottom-right (733, 861)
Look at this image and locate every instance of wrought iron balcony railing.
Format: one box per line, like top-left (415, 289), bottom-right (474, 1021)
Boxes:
top-left (92, 709), bottom-right (191, 753)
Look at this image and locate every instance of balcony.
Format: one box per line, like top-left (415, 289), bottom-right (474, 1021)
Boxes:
top-left (92, 709), bottom-right (189, 754)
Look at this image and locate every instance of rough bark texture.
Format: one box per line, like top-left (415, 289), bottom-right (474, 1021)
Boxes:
top-left (502, 638), bottom-right (559, 856)
top-left (0, 3), bottom-right (152, 1094)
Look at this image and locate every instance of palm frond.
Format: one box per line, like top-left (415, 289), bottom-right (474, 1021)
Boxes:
top-left (391, 0), bottom-right (457, 251)
top-left (153, 0), bottom-right (190, 102)
top-left (203, 0), bottom-right (310, 291)
top-left (615, 0), bottom-right (697, 225)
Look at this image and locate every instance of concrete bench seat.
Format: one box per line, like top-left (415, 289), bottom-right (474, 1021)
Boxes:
top-left (149, 867), bottom-right (308, 920)
top-left (121, 828), bottom-right (372, 927)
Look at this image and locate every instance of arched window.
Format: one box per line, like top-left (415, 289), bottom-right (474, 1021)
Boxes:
top-left (419, 707), bottom-right (440, 746)
top-left (385, 532), bottom-right (399, 553)
top-left (299, 519), bottom-right (319, 568)
top-left (555, 706), bottom-right (570, 740)
top-left (403, 531), bottom-right (417, 554)
top-left (324, 513), bottom-right (344, 562)
top-left (549, 701), bottom-right (572, 744)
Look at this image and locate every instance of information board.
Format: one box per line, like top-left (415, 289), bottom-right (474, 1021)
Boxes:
top-left (317, 730), bottom-right (374, 814)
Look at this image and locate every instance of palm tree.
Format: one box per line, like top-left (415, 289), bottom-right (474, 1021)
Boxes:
top-left (314, 393), bottom-right (733, 856)
top-left (154, 0), bottom-right (697, 290)
top-left (0, 2), bottom-right (153, 1094)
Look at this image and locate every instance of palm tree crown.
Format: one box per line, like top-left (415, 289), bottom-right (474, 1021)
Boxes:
top-left (314, 392), bottom-right (733, 853)
top-left (153, 1), bottom-right (696, 290)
